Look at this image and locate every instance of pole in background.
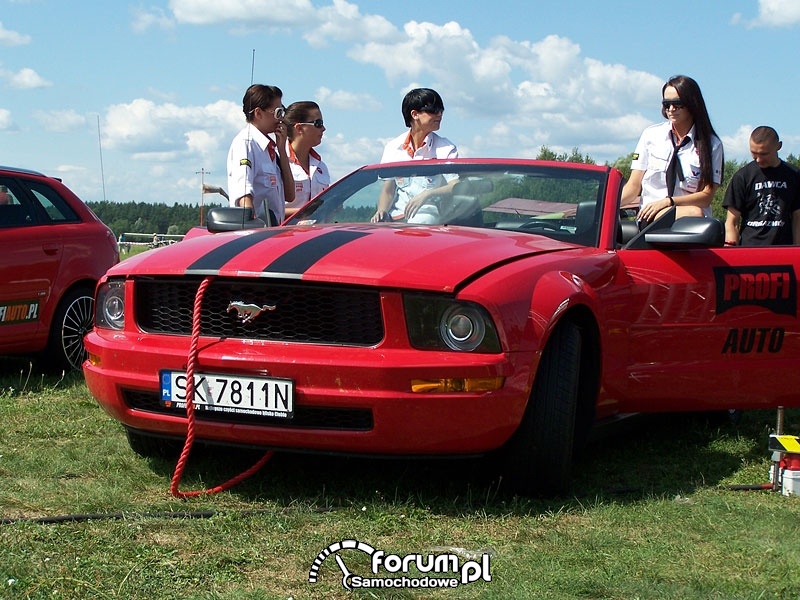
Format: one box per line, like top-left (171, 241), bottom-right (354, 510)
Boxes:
top-left (196, 168), bottom-right (210, 226)
top-left (97, 115), bottom-right (107, 202)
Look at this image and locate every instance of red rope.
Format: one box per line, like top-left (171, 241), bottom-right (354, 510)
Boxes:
top-left (170, 276), bottom-right (273, 498)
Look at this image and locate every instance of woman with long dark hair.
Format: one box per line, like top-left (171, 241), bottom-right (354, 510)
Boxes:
top-left (621, 75), bottom-right (724, 224)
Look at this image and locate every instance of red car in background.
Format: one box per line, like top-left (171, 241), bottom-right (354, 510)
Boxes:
top-left (82, 159), bottom-right (800, 495)
top-left (0, 166), bottom-right (119, 371)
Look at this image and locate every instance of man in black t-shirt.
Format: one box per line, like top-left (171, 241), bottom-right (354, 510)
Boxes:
top-left (723, 126), bottom-right (800, 246)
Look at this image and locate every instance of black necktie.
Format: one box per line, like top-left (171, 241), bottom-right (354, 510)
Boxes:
top-left (666, 133), bottom-right (691, 197)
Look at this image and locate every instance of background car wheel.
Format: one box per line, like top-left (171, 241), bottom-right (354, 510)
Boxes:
top-left (44, 286), bottom-right (95, 372)
top-left (503, 320), bottom-right (582, 496)
top-left (125, 428), bottom-right (184, 459)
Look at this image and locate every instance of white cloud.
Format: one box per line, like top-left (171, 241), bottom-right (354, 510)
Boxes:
top-left (0, 107), bottom-right (14, 130)
top-left (305, 0), bottom-right (400, 46)
top-left (315, 86), bottom-right (381, 111)
top-left (33, 109), bottom-right (87, 133)
top-left (320, 132), bottom-right (383, 177)
top-left (185, 129), bottom-right (217, 156)
top-left (131, 7), bottom-right (176, 33)
top-left (168, 0), bottom-right (315, 26)
top-left (2, 67), bottom-right (51, 89)
top-left (167, 0), bottom-right (396, 46)
top-left (102, 98), bottom-right (241, 163)
top-left (722, 125), bottom-right (755, 162)
top-left (733, 0), bottom-right (800, 27)
top-left (525, 34), bottom-right (583, 82)
top-left (54, 164), bottom-right (88, 174)
top-left (350, 20), bottom-right (482, 83)
top-left (0, 21), bottom-right (31, 46)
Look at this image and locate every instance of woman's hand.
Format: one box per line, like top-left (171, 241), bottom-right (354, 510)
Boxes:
top-left (638, 197), bottom-right (672, 223)
top-left (274, 122), bottom-right (288, 148)
top-left (370, 210), bottom-right (389, 223)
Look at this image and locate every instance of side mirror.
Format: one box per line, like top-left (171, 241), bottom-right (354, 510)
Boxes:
top-left (206, 207), bottom-right (266, 232)
top-left (645, 217), bottom-right (724, 248)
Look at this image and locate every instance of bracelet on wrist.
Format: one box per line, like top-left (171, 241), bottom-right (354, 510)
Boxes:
top-left (724, 241), bottom-right (737, 247)
top-left (668, 196), bottom-right (675, 207)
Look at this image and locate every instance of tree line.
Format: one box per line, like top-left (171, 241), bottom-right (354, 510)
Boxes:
top-left (86, 200), bottom-right (225, 240)
top-left (88, 148), bottom-right (800, 237)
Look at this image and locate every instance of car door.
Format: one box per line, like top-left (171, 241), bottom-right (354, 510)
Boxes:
top-left (606, 243), bottom-right (800, 411)
top-left (0, 177), bottom-right (62, 352)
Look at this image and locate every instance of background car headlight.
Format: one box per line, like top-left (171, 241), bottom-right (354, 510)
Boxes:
top-left (404, 294), bottom-right (501, 353)
top-left (95, 279), bottom-right (125, 330)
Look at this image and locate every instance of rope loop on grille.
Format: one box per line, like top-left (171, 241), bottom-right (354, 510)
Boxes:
top-left (170, 276), bottom-right (274, 498)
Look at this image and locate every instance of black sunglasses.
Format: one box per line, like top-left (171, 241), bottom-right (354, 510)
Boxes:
top-left (661, 99), bottom-right (685, 110)
top-left (299, 119), bottom-right (324, 128)
top-left (418, 105), bottom-right (444, 114)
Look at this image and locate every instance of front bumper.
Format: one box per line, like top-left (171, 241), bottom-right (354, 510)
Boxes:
top-left (83, 330), bottom-right (534, 455)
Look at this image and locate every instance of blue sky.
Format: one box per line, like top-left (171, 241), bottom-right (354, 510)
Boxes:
top-left (2, 0), bottom-right (799, 206)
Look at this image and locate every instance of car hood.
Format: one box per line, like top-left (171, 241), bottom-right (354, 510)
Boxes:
top-left (113, 225), bottom-right (577, 292)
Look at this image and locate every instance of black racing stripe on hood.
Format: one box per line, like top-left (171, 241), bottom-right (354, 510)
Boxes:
top-left (264, 230), bottom-right (370, 274)
top-left (186, 229), bottom-right (284, 272)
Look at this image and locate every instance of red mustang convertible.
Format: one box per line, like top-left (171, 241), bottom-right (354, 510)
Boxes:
top-left (83, 159), bottom-right (800, 495)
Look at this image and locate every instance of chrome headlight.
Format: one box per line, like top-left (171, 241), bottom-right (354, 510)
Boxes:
top-left (405, 294), bottom-right (501, 353)
top-left (439, 304), bottom-right (487, 351)
top-left (95, 279), bottom-right (125, 330)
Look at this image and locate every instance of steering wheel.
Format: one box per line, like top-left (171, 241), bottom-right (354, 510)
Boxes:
top-left (519, 219), bottom-right (561, 232)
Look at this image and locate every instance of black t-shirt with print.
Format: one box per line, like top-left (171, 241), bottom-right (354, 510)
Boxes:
top-left (723, 160), bottom-right (800, 246)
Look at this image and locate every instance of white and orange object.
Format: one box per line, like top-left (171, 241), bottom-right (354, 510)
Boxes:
top-left (769, 435), bottom-right (800, 496)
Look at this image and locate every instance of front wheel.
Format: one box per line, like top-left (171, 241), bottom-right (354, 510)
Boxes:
top-left (503, 321), bottom-right (582, 496)
top-left (44, 286), bottom-right (95, 372)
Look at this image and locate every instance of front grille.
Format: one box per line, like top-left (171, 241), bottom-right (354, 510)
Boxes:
top-left (135, 277), bottom-right (384, 346)
top-left (123, 389), bottom-right (374, 431)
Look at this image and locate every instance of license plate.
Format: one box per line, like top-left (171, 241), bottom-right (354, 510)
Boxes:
top-left (160, 370), bottom-right (294, 418)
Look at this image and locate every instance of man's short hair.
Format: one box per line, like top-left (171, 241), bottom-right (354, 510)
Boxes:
top-left (750, 125), bottom-right (779, 145)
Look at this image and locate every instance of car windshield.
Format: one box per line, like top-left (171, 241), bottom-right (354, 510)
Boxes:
top-left (285, 160), bottom-right (608, 247)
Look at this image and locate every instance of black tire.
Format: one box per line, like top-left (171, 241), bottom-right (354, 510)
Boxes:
top-left (125, 428), bottom-right (184, 459)
top-left (44, 286), bottom-right (95, 372)
top-left (503, 320), bottom-right (582, 496)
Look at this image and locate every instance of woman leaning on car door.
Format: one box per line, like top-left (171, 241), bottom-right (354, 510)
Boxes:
top-left (620, 74), bottom-right (724, 225)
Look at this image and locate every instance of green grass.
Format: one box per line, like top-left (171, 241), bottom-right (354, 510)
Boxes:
top-left (2, 357), bottom-right (800, 599)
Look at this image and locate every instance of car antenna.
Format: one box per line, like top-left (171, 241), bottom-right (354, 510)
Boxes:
top-left (250, 48), bottom-right (255, 86)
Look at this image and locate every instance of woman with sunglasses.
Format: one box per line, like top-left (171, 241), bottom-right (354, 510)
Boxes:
top-left (226, 84), bottom-right (295, 226)
top-left (371, 88), bottom-right (459, 224)
top-left (621, 75), bottom-right (723, 225)
top-left (283, 101), bottom-right (330, 216)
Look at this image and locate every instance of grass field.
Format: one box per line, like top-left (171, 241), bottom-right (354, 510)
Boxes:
top-left (1, 357), bottom-right (800, 599)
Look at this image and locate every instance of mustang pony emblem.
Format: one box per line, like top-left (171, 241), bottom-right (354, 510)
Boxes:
top-left (227, 301), bottom-right (276, 324)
